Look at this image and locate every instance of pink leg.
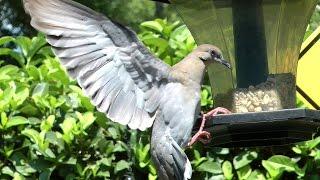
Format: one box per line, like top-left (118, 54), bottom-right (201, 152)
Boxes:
top-left (188, 107), bottom-right (231, 147)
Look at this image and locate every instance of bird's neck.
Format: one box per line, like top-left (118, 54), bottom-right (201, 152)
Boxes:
top-left (171, 55), bottom-right (206, 85)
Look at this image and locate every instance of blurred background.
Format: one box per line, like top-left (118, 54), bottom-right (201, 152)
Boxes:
top-left (0, 0), bottom-right (179, 36)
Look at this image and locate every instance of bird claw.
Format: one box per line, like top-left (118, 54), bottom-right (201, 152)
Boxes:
top-left (205, 107), bottom-right (231, 117)
top-left (188, 131), bottom-right (211, 147)
top-left (188, 107), bottom-right (231, 147)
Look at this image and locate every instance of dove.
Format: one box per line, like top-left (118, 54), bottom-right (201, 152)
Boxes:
top-left (23, 0), bottom-right (231, 179)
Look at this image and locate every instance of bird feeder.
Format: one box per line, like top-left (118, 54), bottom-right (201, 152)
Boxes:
top-left (153, 0), bottom-right (320, 147)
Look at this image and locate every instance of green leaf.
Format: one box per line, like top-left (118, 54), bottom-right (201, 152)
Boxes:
top-left (236, 165), bottom-right (252, 180)
top-left (45, 131), bottom-right (64, 149)
top-left (0, 65), bottom-right (19, 81)
top-left (141, 21), bottom-right (163, 33)
top-left (99, 158), bottom-right (112, 167)
top-left (1, 166), bottom-right (14, 177)
top-left (0, 36), bottom-right (15, 46)
top-left (63, 157), bottom-right (77, 165)
top-left (170, 25), bottom-right (191, 42)
top-left (292, 146), bottom-right (302, 154)
top-left (32, 83), bottom-right (49, 97)
top-left (37, 46), bottom-right (54, 57)
top-left (306, 137), bottom-right (320, 149)
top-left (13, 172), bottom-right (26, 180)
top-left (2, 145), bottom-right (14, 158)
top-left (233, 150), bottom-right (258, 170)
top-left (148, 173), bottom-right (157, 180)
top-left (108, 127), bottom-right (119, 139)
top-left (5, 116), bottom-right (29, 129)
top-left (97, 170), bottom-right (110, 178)
top-left (114, 160), bottom-right (131, 173)
top-left (1, 112), bottom-right (8, 128)
top-left (0, 48), bottom-right (12, 56)
top-left (22, 129), bottom-right (41, 146)
top-left (247, 170), bottom-right (266, 180)
top-left (61, 118), bottom-right (76, 133)
top-left (44, 148), bottom-right (56, 159)
top-left (12, 86), bottom-right (29, 108)
top-left (41, 115), bottom-right (55, 132)
top-left (27, 65), bottom-right (41, 81)
top-left (0, 86), bottom-right (14, 111)
top-left (60, 117), bottom-right (76, 144)
top-left (113, 141), bottom-right (127, 153)
top-left (201, 88), bottom-right (209, 106)
top-left (39, 168), bottom-right (55, 180)
top-left (214, 147), bottom-right (230, 155)
top-left (191, 149), bottom-right (207, 167)
top-left (15, 164), bottom-right (37, 177)
top-left (222, 161), bottom-right (234, 180)
top-left (196, 160), bottom-right (222, 174)
top-left (19, 104), bottom-right (40, 116)
top-left (76, 112), bottom-right (95, 130)
top-left (142, 37), bottom-right (168, 54)
top-left (163, 20), bottom-right (180, 37)
top-left (28, 33), bottom-right (47, 60)
top-left (262, 155), bottom-right (298, 178)
top-left (0, 48), bottom-right (25, 66)
top-left (15, 36), bottom-right (31, 57)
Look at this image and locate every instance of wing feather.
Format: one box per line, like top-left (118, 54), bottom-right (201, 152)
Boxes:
top-left (24, 0), bottom-right (171, 130)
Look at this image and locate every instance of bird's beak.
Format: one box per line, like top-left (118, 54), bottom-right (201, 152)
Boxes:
top-left (215, 57), bottom-right (232, 69)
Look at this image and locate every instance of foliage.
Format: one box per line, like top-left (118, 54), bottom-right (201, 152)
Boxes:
top-left (305, 4), bottom-right (320, 39)
top-left (139, 19), bottom-right (196, 66)
top-left (1, 18), bottom-right (320, 180)
top-left (76, 0), bottom-right (178, 30)
top-left (0, 0), bottom-right (177, 36)
top-left (0, 34), bottom-right (155, 179)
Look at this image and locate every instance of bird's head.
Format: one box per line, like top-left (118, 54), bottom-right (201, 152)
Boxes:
top-left (195, 44), bottom-right (231, 69)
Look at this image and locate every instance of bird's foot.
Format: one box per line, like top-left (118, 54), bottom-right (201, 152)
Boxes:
top-left (188, 107), bottom-right (231, 147)
top-left (188, 130), bottom-right (211, 147)
top-left (205, 107), bottom-right (231, 117)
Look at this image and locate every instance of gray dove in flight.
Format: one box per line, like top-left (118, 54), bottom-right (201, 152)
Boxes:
top-left (23, 0), bottom-right (231, 179)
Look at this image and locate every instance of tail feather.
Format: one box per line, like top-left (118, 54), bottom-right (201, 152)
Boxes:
top-left (151, 135), bottom-right (192, 180)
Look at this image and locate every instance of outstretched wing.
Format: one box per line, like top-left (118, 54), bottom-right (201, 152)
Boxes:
top-left (23, 0), bottom-right (171, 131)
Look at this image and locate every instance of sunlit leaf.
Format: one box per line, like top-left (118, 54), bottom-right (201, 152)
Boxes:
top-left (262, 155), bottom-right (302, 178)
top-left (22, 129), bottom-right (41, 146)
top-left (141, 21), bottom-right (163, 33)
top-left (15, 36), bottom-right (31, 57)
top-left (236, 165), bottom-right (252, 180)
top-left (76, 112), bottom-right (95, 130)
top-left (32, 83), bottom-right (49, 97)
top-left (196, 160), bottom-right (222, 174)
top-left (6, 116), bottom-right (29, 129)
top-left (247, 170), bottom-right (266, 180)
top-left (0, 36), bottom-right (15, 46)
top-left (222, 161), bottom-right (234, 180)
top-left (114, 160), bottom-right (131, 173)
top-left (1, 166), bottom-right (14, 177)
top-left (233, 150), bottom-right (258, 170)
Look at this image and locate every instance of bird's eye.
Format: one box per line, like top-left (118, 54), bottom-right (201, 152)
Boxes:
top-left (210, 51), bottom-right (216, 57)
top-left (210, 50), bottom-right (220, 59)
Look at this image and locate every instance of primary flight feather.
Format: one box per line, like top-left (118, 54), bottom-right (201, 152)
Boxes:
top-left (23, 0), bottom-right (231, 179)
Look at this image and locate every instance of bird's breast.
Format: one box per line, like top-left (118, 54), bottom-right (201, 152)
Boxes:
top-left (153, 83), bottom-right (201, 147)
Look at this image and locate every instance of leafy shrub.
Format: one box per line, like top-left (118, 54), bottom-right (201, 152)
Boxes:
top-left (0, 34), bottom-right (155, 179)
top-left (1, 19), bottom-right (320, 180)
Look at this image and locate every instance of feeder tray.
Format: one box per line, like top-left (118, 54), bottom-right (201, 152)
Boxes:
top-left (202, 109), bottom-right (320, 147)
